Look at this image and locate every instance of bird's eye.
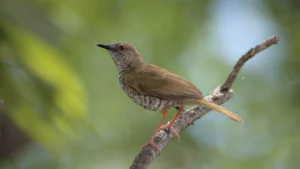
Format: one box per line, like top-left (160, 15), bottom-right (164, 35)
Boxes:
top-left (119, 45), bottom-right (125, 50)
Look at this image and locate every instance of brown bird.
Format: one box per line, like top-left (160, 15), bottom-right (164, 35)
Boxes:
top-left (97, 42), bottom-right (243, 151)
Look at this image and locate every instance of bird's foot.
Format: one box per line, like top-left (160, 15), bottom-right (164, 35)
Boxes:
top-left (140, 122), bottom-right (180, 154)
top-left (141, 138), bottom-right (160, 153)
top-left (159, 122), bottom-right (180, 141)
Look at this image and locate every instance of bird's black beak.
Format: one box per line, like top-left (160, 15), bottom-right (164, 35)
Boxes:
top-left (96, 44), bottom-right (113, 51)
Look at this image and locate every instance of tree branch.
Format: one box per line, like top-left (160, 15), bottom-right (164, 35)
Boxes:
top-left (221, 36), bottom-right (280, 91)
top-left (130, 36), bottom-right (280, 169)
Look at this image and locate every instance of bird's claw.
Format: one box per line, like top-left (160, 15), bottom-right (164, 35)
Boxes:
top-left (141, 139), bottom-right (161, 155)
top-left (159, 123), bottom-right (180, 142)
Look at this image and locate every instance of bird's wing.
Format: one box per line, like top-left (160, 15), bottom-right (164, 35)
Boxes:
top-left (125, 64), bottom-right (203, 101)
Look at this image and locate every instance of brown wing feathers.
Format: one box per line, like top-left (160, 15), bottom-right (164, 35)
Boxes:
top-left (125, 63), bottom-right (203, 101)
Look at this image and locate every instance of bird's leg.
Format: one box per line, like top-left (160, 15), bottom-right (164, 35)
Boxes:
top-left (159, 106), bottom-right (184, 141)
top-left (142, 109), bottom-right (168, 151)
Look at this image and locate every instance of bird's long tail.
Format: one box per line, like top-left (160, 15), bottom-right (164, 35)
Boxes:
top-left (198, 99), bottom-right (243, 123)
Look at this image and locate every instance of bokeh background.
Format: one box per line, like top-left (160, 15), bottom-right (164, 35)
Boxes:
top-left (0, 0), bottom-right (299, 168)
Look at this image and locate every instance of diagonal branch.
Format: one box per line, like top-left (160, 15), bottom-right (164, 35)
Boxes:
top-left (221, 36), bottom-right (280, 91)
top-left (130, 36), bottom-right (280, 169)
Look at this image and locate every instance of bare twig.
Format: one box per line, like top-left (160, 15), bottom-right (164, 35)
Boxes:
top-left (130, 36), bottom-right (280, 169)
top-left (221, 36), bottom-right (280, 91)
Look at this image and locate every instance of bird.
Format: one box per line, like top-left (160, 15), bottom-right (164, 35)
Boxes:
top-left (97, 42), bottom-right (243, 152)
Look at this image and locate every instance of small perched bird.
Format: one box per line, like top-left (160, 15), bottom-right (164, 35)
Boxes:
top-left (97, 42), bottom-right (243, 151)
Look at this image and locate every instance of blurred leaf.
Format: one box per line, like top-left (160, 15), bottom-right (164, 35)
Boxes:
top-left (6, 25), bottom-right (88, 119)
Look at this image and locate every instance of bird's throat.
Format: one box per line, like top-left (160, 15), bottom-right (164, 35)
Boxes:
top-left (114, 57), bottom-right (144, 74)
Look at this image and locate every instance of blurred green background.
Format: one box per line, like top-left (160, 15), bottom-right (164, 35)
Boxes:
top-left (0, 0), bottom-right (299, 168)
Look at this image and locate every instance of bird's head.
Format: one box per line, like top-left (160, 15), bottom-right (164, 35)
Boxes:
top-left (97, 42), bottom-right (142, 73)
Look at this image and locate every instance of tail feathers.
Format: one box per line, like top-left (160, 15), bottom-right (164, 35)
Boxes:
top-left (198, 99), bottom-right (243, 123)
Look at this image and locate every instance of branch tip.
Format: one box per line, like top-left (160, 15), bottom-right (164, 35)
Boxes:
top-left (221, 36), bottom-right (280, 91)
